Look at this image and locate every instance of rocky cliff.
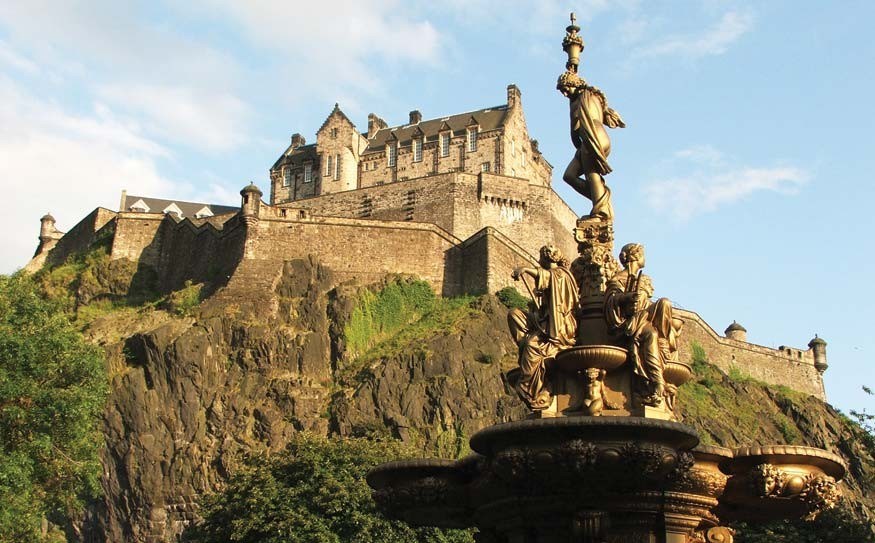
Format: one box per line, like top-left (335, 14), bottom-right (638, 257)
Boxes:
top-left (50, 256), bottom-right (873, 542)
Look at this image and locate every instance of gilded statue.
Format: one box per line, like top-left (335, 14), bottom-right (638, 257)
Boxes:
top-left (508, 245), bottom-right (578, 410)
top-left (604, 243), bottom-right (681, 407)
top-left (558, 70), bottom-right (625, 221)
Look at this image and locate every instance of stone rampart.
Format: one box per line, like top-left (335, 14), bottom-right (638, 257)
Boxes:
top-left (110, 213), bottom-right (165, 268)
top-left (34, 207), bottom-right (117, 269)
top-left (277, 172), bottom-right (576, 260)
top-left (675, 309), bottom-right (826, 399)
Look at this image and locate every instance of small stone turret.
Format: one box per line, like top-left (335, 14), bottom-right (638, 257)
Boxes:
top-left (725, 321), bottom-right (747, 342)
top-left (40, 213), bottom-right (58, 242)
top-left (240, 182), bottom-right (263, 225)
top-left (808, 335), bottom-right (828, 373)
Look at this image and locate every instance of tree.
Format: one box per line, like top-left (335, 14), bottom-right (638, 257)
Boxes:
top-left (0, 274), bottom-right (108, 542)
top-left (184, 433), bottom-right (474, 543)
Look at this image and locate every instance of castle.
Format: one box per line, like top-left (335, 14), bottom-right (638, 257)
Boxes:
top-left (24, 84), bottom-right (829, 400)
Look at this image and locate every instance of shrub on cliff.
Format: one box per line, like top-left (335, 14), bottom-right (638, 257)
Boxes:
top-left (0, 274), bottom-right (108, 542)
top-left (184, 433), bottom-right (473, 543)
top-left (495, 286), bottom-right (530, 310)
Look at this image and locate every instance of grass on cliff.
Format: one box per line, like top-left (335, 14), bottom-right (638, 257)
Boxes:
top-left (679, 341), bottom-right (804, 445)
top-left (340, 279), bottom-right (477, 383)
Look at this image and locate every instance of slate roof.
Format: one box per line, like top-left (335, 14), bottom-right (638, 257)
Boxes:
top-left (272, 143), bottom-right (318, 170)
top-left (363, 105), bottom-right (509, 154)
top-left (121, 194), bottom-right (238, 218)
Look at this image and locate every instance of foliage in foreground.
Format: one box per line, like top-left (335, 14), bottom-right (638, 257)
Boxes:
top-left (184, 433), bottom-right (474, 543)
top-left (0, 274), bottom-right (108, 542)
top-left (733, 505), bottom-right (875, 543)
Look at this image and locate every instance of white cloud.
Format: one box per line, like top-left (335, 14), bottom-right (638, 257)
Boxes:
top-left (97, 84), bottom-right (251, 153)
top-left (632, 9), bottom-right (754, 59)
top-left (0, 77), bottom-right (183, 272)
top-left (645, 145), bottom-right (808, 221)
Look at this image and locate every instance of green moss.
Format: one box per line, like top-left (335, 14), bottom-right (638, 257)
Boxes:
top-left (166, 280), bottom-right (204, 316)
top-left (344, 278), bottom-right (437, 359)
top-left (339, 280), bottom-right (477, 384)
top-left (495, 286), bottom-right (530, 310)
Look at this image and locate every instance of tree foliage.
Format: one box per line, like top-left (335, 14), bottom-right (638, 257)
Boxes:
top-left (0, 274), bottom-right (108, 542)
top-left (184, 433), bottom-right (474, 543)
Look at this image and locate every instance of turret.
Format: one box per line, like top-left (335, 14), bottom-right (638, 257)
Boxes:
top-left (808, 335), bottom-right (828, 373)
top-left (240, 182), bottom-right (263, 225)
top-left (39, 213), bottom-right (58, 242)
top-left (724, 321), bottom-right (747, 342)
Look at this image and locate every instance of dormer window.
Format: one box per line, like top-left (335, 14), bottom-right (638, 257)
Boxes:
top-left (467, 127), bottom-right (478, 152)
top-left (413, 138), bottom-right (423, 162)
top-left (163, 202), bottom-right (183, 219)
top-left (440, 132), bottom-right (450, 157)
top-left (331, 128), bottom-right (338, 138)
top-left (129, 199), bottom-right (150, 213)
top-left (194, 206), bottom-right (214, 219)
top-left (282, 167), bottom-right (292, 187)
top-left (387, 143), bottom-right (397, 167)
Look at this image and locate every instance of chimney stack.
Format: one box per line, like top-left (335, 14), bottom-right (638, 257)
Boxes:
top-left (368, 113), bottom-right (387, 139)
top-left (507, 84), bottom-right (521, 108)
top-left (409, 110), bottom-right (422, 124)
top-left (290, 133), bottom-right (306, 149)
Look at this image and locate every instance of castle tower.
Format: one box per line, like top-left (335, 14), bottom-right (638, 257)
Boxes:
top-left (240, 182), bottom-right (263, 226)
top-left (315, 104), bottom-right (367, 195)
top-left (724, 321), bottom-right (747, 342)
top-left (808, 335), bottom-right (828, 373)
top-left (40, 213), bottom-right (58, 242)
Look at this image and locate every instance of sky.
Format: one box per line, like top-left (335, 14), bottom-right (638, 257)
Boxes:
top-left (1, 1), bottom-right (873, 415)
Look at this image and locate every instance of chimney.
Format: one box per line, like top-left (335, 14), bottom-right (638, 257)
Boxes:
top-left (409, 110), bottom-right (422, 124)
top-left (368, 113), bottom-right (387, 138)
top-left (507, 84), bottom-right (521, 108)
top-left (530, 139), bottom-right (539, 153)
top-left (290, 133), bottom-right (306, 149)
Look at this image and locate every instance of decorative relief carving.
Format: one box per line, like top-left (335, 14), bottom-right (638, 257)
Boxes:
top-left (799, 474), bottom-right (840, 519)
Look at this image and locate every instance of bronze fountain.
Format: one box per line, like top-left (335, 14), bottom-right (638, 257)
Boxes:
top-left (367, 14), bottom-right (844, 543)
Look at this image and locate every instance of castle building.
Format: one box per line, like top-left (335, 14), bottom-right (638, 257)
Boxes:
top-left (23, 84), bottom-right (829, 400)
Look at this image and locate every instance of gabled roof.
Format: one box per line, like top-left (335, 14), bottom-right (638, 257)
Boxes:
top-left (363, 105), bottom-right (508, 154)
top-left (121, 194), bottom-right (238, 218)
top-left (317, 103), bottom-right (356, 135)
top-left (272, 143), bottom-right (318, 171)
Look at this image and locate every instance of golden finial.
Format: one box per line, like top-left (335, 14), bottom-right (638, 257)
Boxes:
top-left (562, 12), bottom-right (584, 73)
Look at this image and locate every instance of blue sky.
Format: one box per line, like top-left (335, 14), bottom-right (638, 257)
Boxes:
top-left (1, 1), bottom-right (873, 415)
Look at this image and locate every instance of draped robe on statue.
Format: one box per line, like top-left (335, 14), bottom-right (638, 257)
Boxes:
top-left (568, 86), bottom-right (619, 218)
top-left (604, 270), bottom-right (677, 404)
top-left (508, 267), bottom-right (578, 409)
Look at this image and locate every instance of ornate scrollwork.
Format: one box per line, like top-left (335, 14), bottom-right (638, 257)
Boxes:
top-left (799, 474), bottom-right (840, 519)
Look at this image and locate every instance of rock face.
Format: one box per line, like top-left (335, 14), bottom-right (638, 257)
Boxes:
top-left (78, 258), bottom-right (874, 542)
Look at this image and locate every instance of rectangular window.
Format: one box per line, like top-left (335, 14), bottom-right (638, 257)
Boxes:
top-left (413, 138), bottom-right (423, 162)
top-left (282, 167), bottom-right (292, 187)
top-left (304, 163), bottom-right (312, 183)
top-left (387, 144), bottom-right (397, 167)
top-left (511, 139), bottom-right (515, 157)
top-left (440, 132), bottom-right (450, 157)
top-left (325, 155), bottom-right (333, 177)
top-left (522, 149), bottom-right (527, 166)
top-left (481, 162), bottom-right (490, 173)
top-left (333, 153), bottom-right (340, 180)
top-left (467, 127), bottom-right (478, 152)
top-left (511, 168), bottom-right (516, 177)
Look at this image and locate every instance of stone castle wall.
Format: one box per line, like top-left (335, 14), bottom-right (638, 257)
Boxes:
top-left (277, 172), bottom-right (577, 261)
top-left (28, 194), bottom-right (828, 400)
top-left (675, 309), bottom-right (826, 399)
